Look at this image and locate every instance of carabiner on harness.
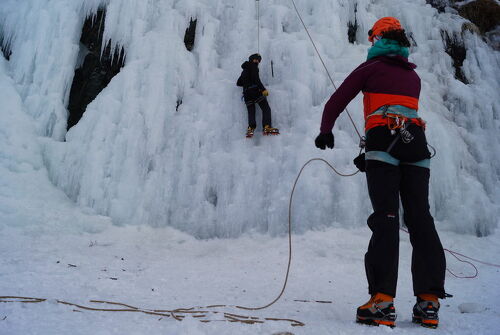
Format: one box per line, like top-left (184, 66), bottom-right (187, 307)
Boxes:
top-left (400, 122), bottom-right (415, 144)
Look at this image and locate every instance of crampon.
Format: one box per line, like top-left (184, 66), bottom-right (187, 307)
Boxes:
top-left (412, 297), bottom-right (439, 329)
top-left (263, 125), bottom-right (280, 136)
top-left (356, 293), bottom-right (396, 328)
top-left (246, 127), bottom-right (255, 138)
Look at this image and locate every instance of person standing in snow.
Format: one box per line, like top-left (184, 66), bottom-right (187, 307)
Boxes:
top-left (315, 17), bottom-right (446, 328)
top-left (237, 53), bottom-right (279, 137)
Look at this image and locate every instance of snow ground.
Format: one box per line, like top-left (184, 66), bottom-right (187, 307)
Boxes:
top-left (1, 224), bottom-right (499, 335)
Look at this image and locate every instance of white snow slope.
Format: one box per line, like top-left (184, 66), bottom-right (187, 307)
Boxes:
top-left (1, 224), bottom-right (499, 335)
top-left (0, 0), bottom-right (499, 334)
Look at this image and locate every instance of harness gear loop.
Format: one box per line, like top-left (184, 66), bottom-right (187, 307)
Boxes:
top-left (359, 136), bottom-right (367, 149)
top-left (367, 105), bottom-right (426, 134)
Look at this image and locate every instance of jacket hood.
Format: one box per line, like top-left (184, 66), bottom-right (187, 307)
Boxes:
top-left (378, 55), bottom-right (417, 70)
top-left (241, 61), bottom-right (258, 69)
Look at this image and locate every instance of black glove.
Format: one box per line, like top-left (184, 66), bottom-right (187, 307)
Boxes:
top-left (353, 153), bottom-right (366, 172)
top-left (315, 132), bottom-right (334, 150)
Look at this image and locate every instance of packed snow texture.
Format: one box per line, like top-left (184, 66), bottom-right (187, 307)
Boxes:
top-left (0, 0), bottom-right (499, 238)
top-left (1, 225), bottom-right (500, 334)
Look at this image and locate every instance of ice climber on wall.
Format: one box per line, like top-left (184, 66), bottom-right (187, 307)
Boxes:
top-left (315, 17), bottom-right (447, 329)
top-left (237, 53), bottom-right (279, 137)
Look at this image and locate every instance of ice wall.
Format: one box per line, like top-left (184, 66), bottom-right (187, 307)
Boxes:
top-left (0, 54), bottom-right (110, 234)
top-left (0, 0), bottom-right (105, 139)
top-left (1, 0), bottom-right (498, 238)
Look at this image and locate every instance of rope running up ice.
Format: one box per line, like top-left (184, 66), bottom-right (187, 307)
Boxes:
top-left (256, 0), bottom-right (260, 54)
top-left (289, 0), bottom-right (363, 141)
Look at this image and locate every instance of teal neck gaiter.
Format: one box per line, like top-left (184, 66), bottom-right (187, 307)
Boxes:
top-left (367, 39), bottom-right (409, 60)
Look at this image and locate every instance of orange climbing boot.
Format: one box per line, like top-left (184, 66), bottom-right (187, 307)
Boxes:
top-left (356, 293), bottom-right (396, 327)
top-left (263, 125), bottom-right (280, 135)
top-left (412, 294), bottom-right (440, 329)
top-left (246, 126), bottom-right (255, 138)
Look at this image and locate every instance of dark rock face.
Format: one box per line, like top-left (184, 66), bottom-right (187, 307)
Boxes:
top-left (485, 27), bottom-right (500, 50)
top-left (347, 3), bottom-right (358, 44)
top-left (184, 18), bottom-right (197, 51)
top-left (0, 46), bottom-right (11, 60)
top-left (426, 0), bottom-right (451, 13)
top-left (458, 0), bottom-right (500, 34)
top-left (0, 31), bottom-right (12, 60)
top-left (408, 32), bottom-right (418, 47)
top-left (441, 31), bottom-right (468, 84)
top-left (348, 21), bottom-right (358, 44)
top-left (67, 8), bottom-right (125, 130)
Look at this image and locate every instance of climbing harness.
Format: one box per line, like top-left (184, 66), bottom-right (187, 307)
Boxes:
top-left (242, 85), bottom-right (266, 105)
top-left (368, 105), bottom-right (424, 131)
top-left (364, 105), bottom-right (436, 168)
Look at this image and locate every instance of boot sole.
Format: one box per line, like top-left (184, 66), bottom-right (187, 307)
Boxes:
top-left (412, 316), bottom-right (438, 329)
top-left (356, 316), bottom-right (395, 328)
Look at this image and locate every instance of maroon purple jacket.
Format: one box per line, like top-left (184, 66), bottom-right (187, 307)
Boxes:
top-left (320, 55), bottom-right (421, 133)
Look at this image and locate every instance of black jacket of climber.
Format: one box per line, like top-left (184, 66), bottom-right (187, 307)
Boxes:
top-left (237, 61), bottom-right (266, 103)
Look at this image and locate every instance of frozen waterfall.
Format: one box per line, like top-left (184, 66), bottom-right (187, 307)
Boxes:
top-left (0, 0), bottom-right (498, 238)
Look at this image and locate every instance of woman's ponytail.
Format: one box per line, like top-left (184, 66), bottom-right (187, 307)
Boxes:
top-left (381, 29), bottom-right (411, 47)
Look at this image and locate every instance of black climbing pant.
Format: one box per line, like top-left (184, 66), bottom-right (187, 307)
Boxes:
top-left (364, 160), bottom-right (446, 298)
top-left (247, 98), bottom-right (272, 128)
